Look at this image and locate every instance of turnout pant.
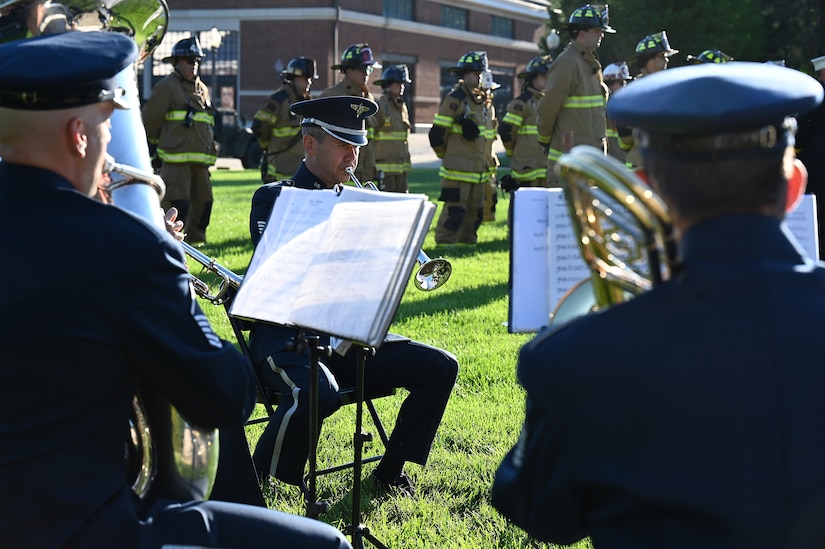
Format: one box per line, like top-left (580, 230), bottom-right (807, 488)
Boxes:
top-left (159, 162), bottom-right (213, 243)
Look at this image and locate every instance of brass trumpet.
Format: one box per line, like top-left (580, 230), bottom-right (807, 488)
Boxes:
top-left (550, 146), bottom-right (676, 323)
top-left (345, 167), bottom-right (453, 291)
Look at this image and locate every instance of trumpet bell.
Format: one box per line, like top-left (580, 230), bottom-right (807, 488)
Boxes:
top-left (415, 257), bottom-right (452, 291)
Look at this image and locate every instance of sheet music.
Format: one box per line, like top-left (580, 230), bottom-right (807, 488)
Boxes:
top-left (230, 185), bottom-right (434, 347)
top-left (509, 189), bottom-right (821, 334)
top-left (785, 194), bottom-right (819, 261)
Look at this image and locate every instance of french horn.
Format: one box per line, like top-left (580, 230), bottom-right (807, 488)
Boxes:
top-left (0, 0), bottom-right (220, 501)
top-left (550, 145), bottom-right (676, 324)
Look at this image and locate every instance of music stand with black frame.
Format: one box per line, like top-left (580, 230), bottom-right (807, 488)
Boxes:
top-left (301, 336), bottom-right (389, 549)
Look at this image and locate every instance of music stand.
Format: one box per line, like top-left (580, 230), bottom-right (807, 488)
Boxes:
top-left (302, 338), bottom-right (387, 548)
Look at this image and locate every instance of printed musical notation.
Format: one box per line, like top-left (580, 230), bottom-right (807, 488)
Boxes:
top-left (509, 189), bottom-right (820, 334)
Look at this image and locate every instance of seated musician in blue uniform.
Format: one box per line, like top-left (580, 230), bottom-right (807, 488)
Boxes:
top-left (0, 31), bottom-right (351, 549)
top-left (247, 95), bottom-right (459, 495)
top-left (492, 62), bottom-right (825, 547)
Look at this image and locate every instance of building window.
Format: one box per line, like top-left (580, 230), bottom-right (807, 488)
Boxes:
top-left (441, 6), bottom-right (468, 31)
top-left (491, 16), bottom-right (513, 39)
top-left (383, 0), bottom-right (413, 20)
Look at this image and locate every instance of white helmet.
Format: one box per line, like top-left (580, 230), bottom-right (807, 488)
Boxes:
top-left (603, 61), bottom-right (631, 82)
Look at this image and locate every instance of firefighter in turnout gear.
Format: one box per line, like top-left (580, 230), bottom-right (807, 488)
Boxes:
top-left (602, 61), bottom-right (632, 164)
top-left (320, 43), bottom-right (381, 183)
top-left (142, 36), bottom-right (217, 244)
top-left (429, 51), bottom-right (499, 244)
top-left (499, 55), bottom-right (553, 191)
top-left (619, 31), bottom-right (679, 169)
top-left (537, 4), bottom-right (614, 186)
top-left (372, 64), bottom-right (413, 192)
top-left (252, 57), bottom-right (317, 182)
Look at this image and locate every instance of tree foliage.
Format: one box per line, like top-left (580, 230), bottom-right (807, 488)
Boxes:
top-left (537, 0), bottom-right (825, 74)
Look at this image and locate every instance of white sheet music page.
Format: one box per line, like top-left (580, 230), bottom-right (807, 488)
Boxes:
top-left (230, 186), bottom-right (339, 325)
top-left (509, 188), bottom-right (551, 333)
top-left (288, 197), bottom-right (427, 346)
top-left (785, 194), bottom-right (819, 261)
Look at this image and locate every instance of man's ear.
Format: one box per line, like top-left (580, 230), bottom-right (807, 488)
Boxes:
top-left (68, 116), bottom-right (87, 158)
top-left (303, 133), bottom-right (314, 153)
top-left (786, 158), bottom-right (808, 213)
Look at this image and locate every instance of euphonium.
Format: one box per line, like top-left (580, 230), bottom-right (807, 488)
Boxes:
top-left (550, 145), bottom-right (676, 325)
top-left (345, 167), bottom-right (453, 291)
top-left (0, 0), bottom-right (220, 502)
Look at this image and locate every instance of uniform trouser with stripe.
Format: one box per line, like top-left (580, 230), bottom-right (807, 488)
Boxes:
top-left (159, 162), bottom-right (213, 242)
top-left (252, 339), bottom-right (459, 485)
top-left (435, 179), bottom-right (486, 244)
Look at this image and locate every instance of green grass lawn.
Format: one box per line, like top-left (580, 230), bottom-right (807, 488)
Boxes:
top-left (194, 168), bottom-right (591, 549)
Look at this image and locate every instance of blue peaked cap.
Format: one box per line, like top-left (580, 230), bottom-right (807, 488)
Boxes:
top-left (0, 31), bottom-right (138, 110)
top-left (291, 96), bottom-right (378, 147)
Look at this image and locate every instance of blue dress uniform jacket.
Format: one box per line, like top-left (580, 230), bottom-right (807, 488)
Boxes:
top-left (0, 163), bottom-right (256, 548)
top-left (493, 215), bottom-right (825, 548)
top-left (247, 163), bottom-right (458, 485)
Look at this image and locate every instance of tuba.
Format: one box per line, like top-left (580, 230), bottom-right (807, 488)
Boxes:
top-left (550, 145), bottom-right (676, 324)
top-left (0, 0), bottom-right (220, 501)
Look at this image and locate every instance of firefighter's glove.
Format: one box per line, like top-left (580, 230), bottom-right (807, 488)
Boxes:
top-left (457, 114), bottom-right (480, 141)
top-left (500, 173), bottom-right (519, 193)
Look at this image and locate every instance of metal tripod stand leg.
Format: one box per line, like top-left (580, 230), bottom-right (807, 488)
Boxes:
top-left (304, 336), bottom-right (328, 518)
top-left (345, 347), bottom-right (388, 549)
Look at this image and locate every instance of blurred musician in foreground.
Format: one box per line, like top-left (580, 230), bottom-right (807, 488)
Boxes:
top-left (248, 96), bottom-right (459, 496)
top-left (0, 31), bottom-right (351, 549)
top-left (492, 62), bottom-right (825, 547)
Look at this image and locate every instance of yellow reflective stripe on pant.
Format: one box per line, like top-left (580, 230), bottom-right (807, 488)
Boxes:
top-left (438, 166), bottom-right (495, 183)
top-left (158, 150), bottom-right (217, 164)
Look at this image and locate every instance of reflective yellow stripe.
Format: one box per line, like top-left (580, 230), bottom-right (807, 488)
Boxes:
top-left (438, 166), bottom-right (495, 183)
top-left (561, 95), bottom-right (605, 109)
top-left (606, 128), bottom-right (618, 138)
top-left (502, 112), bottom-right (524, 126)
top-left (518, 125), bottom-right (538, 136)
top-left (373, 131), bottom-right (408, 141)
top-left (271, 126), bottom-right (300, 138)
top-left (165, 110), bottom-right (215, 125)
top-left (158, 149), bottom-right (217, 164)
top-left (266, 165), bottom-right (291, 180)
top-left (547, 148), bottom-right (562, 161)
top-left (433, 114), bottom-right (454, 128)
top-left (367, 127), bottom-right (375, 139)
top-left (255, 111), bottom-right (278, 125)
top-left (375, 162), bottom-right (410, 172)
top-left (512, 167), bottom-right (547, 180)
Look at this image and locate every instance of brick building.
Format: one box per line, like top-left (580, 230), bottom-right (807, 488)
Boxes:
top-left (141, 0), bottom-right (550, 129)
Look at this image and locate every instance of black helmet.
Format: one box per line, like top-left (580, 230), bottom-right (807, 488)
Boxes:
top-left (518, 55), bottom-right (553, 79)
top-left (281, 56), bottom-right (319, 80)
top-left (161, 36), bottom-right (204, 64)
top-left (373, 64), bottom-right (412, 87)
top-left (686, 49), bottom-right (733, 65)
top-left (633, 31), bottom-right (679, 63)
top-left (449, 51), bottom-right (488, 74)
top-left (562, 4), bottom-right (616, 34)
top-left (332, 43), bottom-right (381, 72)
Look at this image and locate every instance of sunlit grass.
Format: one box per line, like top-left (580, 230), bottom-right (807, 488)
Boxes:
top-left (195, 167), bottom-right (590, 548)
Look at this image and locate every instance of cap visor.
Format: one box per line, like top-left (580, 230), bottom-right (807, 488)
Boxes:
top-left (323, 127), bottom-right (367, 147)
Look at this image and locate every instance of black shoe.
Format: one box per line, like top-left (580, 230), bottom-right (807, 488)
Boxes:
top-left (370, 470), bottom-right (415, 497)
